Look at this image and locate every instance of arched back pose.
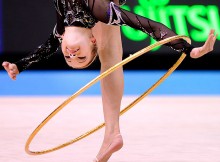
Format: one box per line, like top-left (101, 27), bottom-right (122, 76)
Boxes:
top-left (2, 0), bottom-right (217, 78)
top-left (2, 0), bottom-right (217, 162)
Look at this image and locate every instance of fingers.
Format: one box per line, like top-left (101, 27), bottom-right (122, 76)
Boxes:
top-left (2, 61), bottom-right (9, 67)
top-left (2, 61), bottom-right (18, 80)
top-left (9, 64), bottom-right (19, 80)
top-left (2, 61), bottom-right (10, 72)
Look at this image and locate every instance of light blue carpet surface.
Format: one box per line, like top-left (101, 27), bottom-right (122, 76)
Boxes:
top-left (1, 70), bottom-right (220, 96)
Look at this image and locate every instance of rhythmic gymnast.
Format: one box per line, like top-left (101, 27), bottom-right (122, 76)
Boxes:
top-left (2, 0), bottom-right (217, 161)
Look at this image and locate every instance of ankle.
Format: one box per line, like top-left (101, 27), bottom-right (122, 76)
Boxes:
top-left (95, 134), bottom-right (123, 162)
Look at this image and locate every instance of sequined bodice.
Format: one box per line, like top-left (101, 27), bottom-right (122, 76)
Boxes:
top-left (54, 0), bottom-right (97, 28)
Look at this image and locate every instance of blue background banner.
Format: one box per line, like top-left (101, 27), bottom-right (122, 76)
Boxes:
top-left (0, 70), bottom-right (219, 96)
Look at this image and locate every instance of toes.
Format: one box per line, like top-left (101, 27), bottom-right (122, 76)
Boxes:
top-left (205, 32), bottom-right (217, 52)
top-left (209, 29), bottom-right (215, 35)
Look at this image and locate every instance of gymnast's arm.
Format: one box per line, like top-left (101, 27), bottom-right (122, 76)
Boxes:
top-left (2, 9), bottom-right (64, 80)
top-left (15, 32), bottom-right (61, 72)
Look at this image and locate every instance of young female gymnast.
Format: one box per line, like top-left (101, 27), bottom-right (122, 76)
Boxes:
top-left (2, 0), bottom-right (217, 161)
top-left (2, 0), bottom-right (217, 78)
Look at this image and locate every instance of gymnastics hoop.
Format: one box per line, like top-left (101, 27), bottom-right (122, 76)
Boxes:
top-left (25, 35), bottom-right (191, 155)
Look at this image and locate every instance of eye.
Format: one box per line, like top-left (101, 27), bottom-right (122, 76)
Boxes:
top-left (77, 56), bottom-right (87, 63)
top-left (65, 56), bottom-right (70, 59)
top-left (78, 56), bottom-right (86, 60)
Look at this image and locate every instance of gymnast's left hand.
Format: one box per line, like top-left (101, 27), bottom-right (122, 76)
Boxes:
top-left (190, 29), bottom-right (218, 59)
top-left (2, 61), bottom-right (19, 80)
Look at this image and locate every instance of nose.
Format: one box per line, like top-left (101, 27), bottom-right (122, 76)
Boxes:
top-left (67, 48), bottom-right (80, 57)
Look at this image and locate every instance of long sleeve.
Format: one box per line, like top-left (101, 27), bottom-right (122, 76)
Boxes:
top-left (15, 33), bottom-right (60, 72)
top-left (14, 2), bottom-right (65, 73)
top-left (89, 1), bottom-right (194, 55)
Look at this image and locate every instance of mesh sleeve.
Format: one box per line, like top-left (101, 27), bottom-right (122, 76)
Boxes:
top-left (89, 1), bottom-right (194, 55)
top-left (15, 32), bottom-right (60, 72)
top-left (14, 6), bottom-right (64, 73)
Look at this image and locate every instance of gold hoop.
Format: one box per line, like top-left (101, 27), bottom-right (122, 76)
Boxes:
top-left (25, 35), bottom-right (191, 155)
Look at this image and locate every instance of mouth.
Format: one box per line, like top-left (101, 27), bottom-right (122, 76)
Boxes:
top-left (67, 48), bottom-right (80, 54)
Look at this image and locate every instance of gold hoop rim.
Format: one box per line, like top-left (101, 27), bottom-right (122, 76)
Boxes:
top-left (25, 35), bottom-right (191, 155)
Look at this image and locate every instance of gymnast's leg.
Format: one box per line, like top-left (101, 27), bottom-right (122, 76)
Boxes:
top-left (92, 19), bottom-right (124, 162)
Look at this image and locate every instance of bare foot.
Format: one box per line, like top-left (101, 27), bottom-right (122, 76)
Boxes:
top-left (94, 134), bottom-right (123, 162)
top-left (190, 29), bottom-right (218, 59)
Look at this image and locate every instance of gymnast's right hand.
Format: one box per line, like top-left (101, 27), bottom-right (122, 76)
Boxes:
top-left (2, 61), bottom-right (19, 80)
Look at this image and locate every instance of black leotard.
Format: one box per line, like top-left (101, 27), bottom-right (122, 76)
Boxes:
top-left (15, 0), bottom-right (193, 72)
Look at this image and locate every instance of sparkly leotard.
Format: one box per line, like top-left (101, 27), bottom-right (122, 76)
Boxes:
top-left (15, 0), bottom-right (193, 72)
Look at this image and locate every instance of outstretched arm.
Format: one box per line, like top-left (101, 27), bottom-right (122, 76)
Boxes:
top-left (15, 33), bottom-right (61, 72)
top-left (2, 32), bottom-right (60, 80)
top-left (2, 1), bottom-right (64, 80)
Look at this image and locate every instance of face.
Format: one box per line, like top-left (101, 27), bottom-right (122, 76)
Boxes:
top-left (61, 29), bottom-right (97, 69)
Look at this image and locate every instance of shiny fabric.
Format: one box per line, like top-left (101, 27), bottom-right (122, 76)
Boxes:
top-left (15, 0), bottom-right (193, 72)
